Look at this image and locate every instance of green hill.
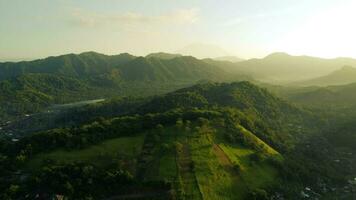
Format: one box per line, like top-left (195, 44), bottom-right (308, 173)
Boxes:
top-left (2, 82), bottom-right (293, 199)
top-left (0, 81), bottom-right (345, 199)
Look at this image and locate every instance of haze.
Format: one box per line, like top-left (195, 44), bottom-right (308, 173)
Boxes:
top-left (1, 0), bottom-right (356, 60)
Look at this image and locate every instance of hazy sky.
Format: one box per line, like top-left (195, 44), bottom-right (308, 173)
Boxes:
top-left (1, 0), bottom-right (356, 60)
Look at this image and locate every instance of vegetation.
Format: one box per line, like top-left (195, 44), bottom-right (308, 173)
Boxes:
top-left (1, 51), bottom-right (356, 199)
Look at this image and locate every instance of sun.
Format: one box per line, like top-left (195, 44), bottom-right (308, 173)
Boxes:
top-left (276, 1), bottom-right (356, 58)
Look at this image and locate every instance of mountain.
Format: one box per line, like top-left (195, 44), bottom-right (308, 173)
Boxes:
top-left (176, 43), bottom-right (230, 59)
top-left (0, 52), bottom-right (247, 121)
top-left (295, 65), bottom-right (356, 86)
top-left (0, 51), bottom-right (136, 81)
top-left (119, 56), bottom-right (230, 82)
top-left (234, 52), bottom-right (356, 83)
top-left (146, 52), bottom-right (182, 60)
top-left (213, 56), bottom-right (244, 63)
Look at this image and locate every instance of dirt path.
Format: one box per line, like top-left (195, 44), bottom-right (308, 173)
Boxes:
top-left (177, 143), bottom-right (203, 200)
top-left (136, 133), bottom-right (157, 180)
top-left (213, 144), bottom-right (236, 174)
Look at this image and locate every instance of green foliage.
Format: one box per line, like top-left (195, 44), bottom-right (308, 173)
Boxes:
top-left (28, 162), bottom-right (134, 199)
top-left (0, 79), bottom-right (342, 199)
top-left (27, 135), bottom-right (145, 170)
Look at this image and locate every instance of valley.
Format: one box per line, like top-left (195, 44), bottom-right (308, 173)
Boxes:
top-left (3, 1), bottom-right (356, 199)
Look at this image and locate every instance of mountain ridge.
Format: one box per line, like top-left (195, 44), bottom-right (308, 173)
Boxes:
top-left (294, 65), bottom-right (356, 86)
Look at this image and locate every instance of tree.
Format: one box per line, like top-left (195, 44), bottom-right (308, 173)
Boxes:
top-left (175, 142), bottom-right (183, 153)
top-left (175, 119), bottom-right (183, 129)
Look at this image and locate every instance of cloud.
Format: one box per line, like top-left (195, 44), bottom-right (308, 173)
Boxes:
top-left (69, 8), bottom-right (199, 29)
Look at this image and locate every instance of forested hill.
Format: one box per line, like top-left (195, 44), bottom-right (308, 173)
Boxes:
top-left (22, 81), bottom-right (315, 151)
top-left (0, 51), bottom-right (242, 82)
top-left (0, 52), bottom-right (136, 80)
top-left (142, 82), bottom-right (301, 118)
top-left (139, 82), bottom-right (316, 148)
top-left (0, 52), bottom-right (249, 120)
top-left (0, 81), bottom-right (332, 199)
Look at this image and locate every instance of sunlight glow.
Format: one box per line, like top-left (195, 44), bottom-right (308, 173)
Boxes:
top-left (275, 1), bottom-right (356, 58)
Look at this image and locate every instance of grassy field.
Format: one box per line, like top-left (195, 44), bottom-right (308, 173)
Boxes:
top-left (26, 134), bottom-right (145, 173)
top-left (25, 120), bottom-right (282, 200)
top-left (220, 144), bottom-right (280, 190)
top-left (190, 132), bottom-right (244, 200)
top-left (140, 127), bottom-right (180, 182)
top-left (188, 122), bottom-right (281, 200)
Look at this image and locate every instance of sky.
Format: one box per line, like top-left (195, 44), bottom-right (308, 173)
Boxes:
top-left (1, 0), bottom-right (356, 61)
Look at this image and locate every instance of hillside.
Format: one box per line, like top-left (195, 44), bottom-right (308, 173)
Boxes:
top-left (295, 65), bottom-right (356, 86)
top-left (0, 81), bottom-right (349, 199)
top-left (0, 81), bottom-right (304, 199)
top-left (8, 82), bottom-right (312, 150)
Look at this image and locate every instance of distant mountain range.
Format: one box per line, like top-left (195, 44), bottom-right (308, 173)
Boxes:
top-left (2, 50), bottom-right (356, 120)
top-left (234, 52), bottom-right (356, 83)
top-left (280, 82), bottom-right (356, 108)
top-left (294, 65), bottom-right (356, 86)
top-left (145, 52), bottom-right (182, 60)
top-left (0, 51), bottom-right (248, 120)
top-left (213, 56), bottom-right (244, 63)
top-left (176, 43), bottom-right (230, 58)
